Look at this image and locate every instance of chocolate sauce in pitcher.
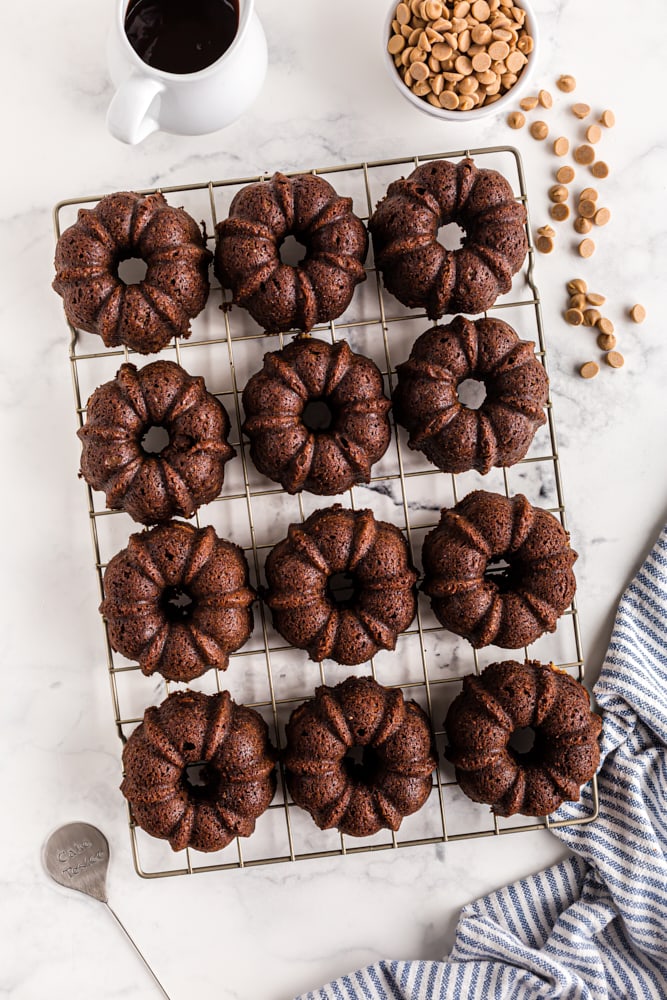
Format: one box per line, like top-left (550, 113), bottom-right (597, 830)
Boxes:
top-left (125, 0), bottom-right (240, 75)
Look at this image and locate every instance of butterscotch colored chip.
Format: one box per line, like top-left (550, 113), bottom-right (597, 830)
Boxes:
top-left (520, 96), bottom-right (539, 111)
top-left (600, 109), bottom-right (615, 128)
top-left (553, 136), bottom-right (569, 157)
top-left (388, 34), bottom-right (407, 54)
top-left (580, 187), bottom-right (598, 202)
top-left (472, 51), bottom-right (492, 72)
top-left (572, 102), bottom-right (591, 119)
top-left (565, 308), bottom-right (584, 325)
top-left (411, 60), bottom-right (430, 81)
top-left (630, 304), bottom-right (646, 323)
top-left (557, 74), bottom-right (576, 93)
top-left (538, 89), bottom-right (552, 108)
top-left (606, 351), bottom-right (624, 369)
top-left (550, 203), bottom-right (570, 222)
top-left (594, 207), bottom-right (611, 226)
top-left (488, 40), bottom-right (510, 60)
top-left (583, 308), bottom-right (600, 327)
top-left (530, 120), bottom-right (549, 140)
top-left (396, 3), bottom-right (411, 24)
top-left (536, 235), bottom-right (554, 254)
top-left (580, 361), bottom-right (599, 379)
top-left (578, 238), bottom-right (595, 257)
top-left (597, 317), bottom-right (614, 335)
top-left (569, 293), bottom-right (587, 310)
top-left (537, 225), bottom-right (556, 238)
top-left (586, 292), bottom-right (605, 306)
top-left (591, 161), bottom-right (609, 178)
top-left (578, 199), bottom-right (597, 219)
top-left (471, 24), bottom-right (493, 44)
top-left (556, 165), bottom-right (575, 184)
top-left (439, 90), bottom-right (459, 109)
top-left (574, 144), bottom-right (595, 165)
top-left (471, 0), bottom-right (491, 18)
top-left (567, 278), bottom-right (587, 295)
top-left (506, 51), bottom-right (526, 74)
top-left (507, 110), bottom-right (526, 129)
top-left (574, 216), bottom-right (592, 234)
top-left (586, 124), bottom-right (602, 144)
top-left (597, 332), bottom-right (616, 351)
top-left (549, 184), bottom-right (568, 203)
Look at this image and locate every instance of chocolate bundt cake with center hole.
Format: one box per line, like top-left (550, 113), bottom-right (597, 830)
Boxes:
top-left (101, 521), bottom-right (255, 682)
top-left (53, 191), bottom-right (211, 354)
top-left (79, 360), bottom-right (235, 524)
top-left (393, 315), bottom-right (549, 474)
top-left (264, 505), bottom-right (418, 665)
top-left (369, 157), bottom-right (527, 318)
top-left (122, 690), bottom-right (276, 852)
top-left (421, 491), bottom-right (577, 649)
top-left (242, 336), bottom-right (392, 495)
top-left (215, 172), bottom-right (368, 333)
top-left (445, 660), bottom-right (601, 816)
top-left (284, 676), bottom-right (437, 837)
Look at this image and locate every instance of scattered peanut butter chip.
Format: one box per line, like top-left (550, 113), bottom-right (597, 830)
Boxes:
top-left (553, 136), bottom-right (569, 157)
top-left (630, 304), bottom-right (647, 323)
top-left (586, 124), bottom-right (602, 144)
top-left (507, 110), bottom-right (526, 129)
top-left (565, 308), bottom-right (584, 325)
top-left (550, 203), bottom-right (570, 221)
top-left (583, 308), bottom-right (601, 327)
top-left (574, 216), bottom-right (592, 234)
top-left (574, 144), bottom-right (596, 165)
top-left (569, 293), bottom-right (587, 310)
top-left (520, 96), bottom-right (539, 111)
top-left (580, 187), bottom-right (598, 202)
top-left (556, 165), bottom-right (575, 184)
top-left (580, 361), bottom-right (599, 379)
top-left (537, 224), bottom-right (556, 238)
top-left (549, 184), bottom-right (569, 203)
top-left (597, 317), bottom-right (614, 335)
top-left (606, 351), bottom-right (624, 368)
top-left (578, 199), bottom-right (597, 219)
top-left (572, 102), bottom-right (591, 119)
top-left (578, 238), bottom-right (595, 258)
top-left (600, 109), bottom-right (615, 128)
top-left (538, 88), bottom-right (552, 108)
top-left (586, 292), bottom-right (605, 306)
top-left (591, 161), bottom-right (609, 178)
top-left (557, 74), bottom-right (576, 93)
top-left (597, 332), bottom-right (616, 351)
top-left (567, 278), bottom-right (588, 295)
top-left (594, 207), bottom-right (611, 226)
top-left (530, 120), bottom-right (549, 140)
top-left (536, 235), bottom-right (554, 253)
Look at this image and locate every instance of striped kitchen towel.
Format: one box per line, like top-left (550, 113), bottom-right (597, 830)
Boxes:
top-left (297, 526), bottom-right (667, 1000)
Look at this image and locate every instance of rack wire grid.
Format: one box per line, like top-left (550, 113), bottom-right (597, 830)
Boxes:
top-left (55, 145), bottom-right (599, 879)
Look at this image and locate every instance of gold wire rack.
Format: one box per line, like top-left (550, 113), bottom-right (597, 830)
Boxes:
top-left (55, 145), bottom-right (599, 879)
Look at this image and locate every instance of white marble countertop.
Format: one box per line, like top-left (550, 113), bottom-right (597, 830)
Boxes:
top-left (3, 1), bottom-right (667, 998)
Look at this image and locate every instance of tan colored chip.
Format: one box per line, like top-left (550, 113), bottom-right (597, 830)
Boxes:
top-left (550, 203), bottom-right (570, 222)
top-left (536, 235), bottom-right (554, 254)
top-left (472, 51), bottom-right (492, 72)
top-left (606, 351), bottom-right (624, 369)
top-left (594, 207), bottom-right (611, 226)
top-left (471, 0), bottom-right (491, 18)
top-left (630, 304), bottom-right (646, 323)
top-left (600, 110), bottom-right (615, 128)
top-left (537, 224), bottom-right (556, 238)
top-left (574, 144), bottom-right (596, 165)
top-left (580, 187), bottom-right (598, 202)
top-left (586, 124), bottom-right (602, 144)
top-left (530, 120), bottom-right (549, 140)
top-left (548, 184), bottom-right (568, 203)
top-left (574, 216), bottom-right (592, 234)
top-left (538, 89), bottom-right (552, 108)
top-left (425, 0), bottom-right (444, 18)
top-left (597, 317), bottom-right (614, 335)
top-left (455, 55), bottom-right (474, 75)
top-left (591, 161), bottom-right (609, 178)
top-left (556, 165), bottom-right (576, 184)
top-left (578, 199), bottom-right (597, 219)
top-left (565, 308), bottom-right (584, 325)
top-left (488, 39), bottom-right (510, 60)
top-left (471, 23), bottom-right (493, 44)
top-left (597, 332), bottom-right (616, 351)
top-left (578, 238), bottom-right (595, 258)
top-left (572, 102), bottom-right (591, 119)
top-left (411, 60), bottom-right (430, 81)
top-left (396, 3), bottom-right (411, 24)
top-left (388, 34), bottom-right (407, 54)
top-left (557, 74), bottom-right (576, 93)
top-left (569, 293), bottom-right (587, 310)
top-left (439, 90), bottom-right (459, 109)
top-left (567, 278), bottom-right (587, 295)
top-left (553, 136), bottom-right (569, 157)
top-left (583, 308), bottom-right (600, 327)
top-left (586, 292), bottom-right (605, 306)
top-left (520, 96), bottom-right (539, 111)
top-left (580, 361), bottom-right (599, 379)
top-left (507, 110), bottom-right (526, 129)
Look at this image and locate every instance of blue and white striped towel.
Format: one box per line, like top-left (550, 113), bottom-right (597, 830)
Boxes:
top-left (297, 526), bottom-right (667, 1000)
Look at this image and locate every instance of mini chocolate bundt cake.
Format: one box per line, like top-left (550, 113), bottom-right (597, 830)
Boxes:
top-left (393, 316), bottom-right (548, 474)
top-left (284, 676), bottom-right (437, 837)
top-left (369, 157), bottom-right (527, 318)
top-left (264, 505), bottom-right (417, 665)
top-left (445, 660), bottom-right (601, 816)
top-left (242, 337), bottom-right (391, 495)
top-left (53, 191), bottom-right (211, 354)
top-left (101, 522), bottom-right (255, 682)
top-left (79, 360), bottom-right (235, 524)
top-left (422, 491), bottom-right (577, 649)
top-left (215, 172), bottom-right (368, 333)
top-left (122, 690), bottom-right (276, 852)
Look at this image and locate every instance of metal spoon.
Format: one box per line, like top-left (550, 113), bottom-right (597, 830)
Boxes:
top-left (42, 822), bottom-right (171, 999)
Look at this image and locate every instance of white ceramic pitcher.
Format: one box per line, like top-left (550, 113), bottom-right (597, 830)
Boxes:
top-left (106, 0), bottom-right (267, 144)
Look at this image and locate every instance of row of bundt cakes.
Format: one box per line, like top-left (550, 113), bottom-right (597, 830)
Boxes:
top-left (53, 158), bottom-right (528, 352)
top-left (121, 665), bottom-right (601, 853)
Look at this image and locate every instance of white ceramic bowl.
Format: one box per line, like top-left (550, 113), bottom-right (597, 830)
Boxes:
top-left (382, 0), bottom-right (540, 122)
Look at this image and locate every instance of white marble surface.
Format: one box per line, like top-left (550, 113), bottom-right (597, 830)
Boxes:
top-left (3, 1), bottom-right (667, 998)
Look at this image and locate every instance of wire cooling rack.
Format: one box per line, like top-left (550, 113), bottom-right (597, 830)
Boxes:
top-left (55, 146), bottom-right (598, 879)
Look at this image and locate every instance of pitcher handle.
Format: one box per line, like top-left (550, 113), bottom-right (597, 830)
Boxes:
top-left (106, 75), bottom-right (164, 145)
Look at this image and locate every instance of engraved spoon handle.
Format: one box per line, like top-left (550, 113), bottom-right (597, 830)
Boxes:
top-left (105, 902), bottom-right (172, 999)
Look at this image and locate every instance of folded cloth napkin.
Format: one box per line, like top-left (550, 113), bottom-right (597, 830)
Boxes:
top-left (297, 526), bottom-right (667, 1000)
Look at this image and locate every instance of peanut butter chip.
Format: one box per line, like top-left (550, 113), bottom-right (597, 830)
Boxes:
top-left (586, 124), bottom-right (602, 144)
top-left (606, 351), bottom-right (624, 369)
top-left (537, 225), bottom-right (556, 238)
top-left (572, 103), bottom-right (591, 119)
top-left (556, 165), bottom-right (575, 184)
top-left (550, 203), bottom-right (570, 222)
top-left (583, 308), bottom-right (601, 327)
top-left (578, 199), bottom-right (597, 219)
top-left (536, 235), bottom-right (554, 254)
top-left (567, 278), bottom-right (588, 295)
top-left (565, 308), bottom-right (584, 325)
top-left (549, 184), bottom-right (568, 203)
top-left (538, 89), bottom-right (552, 108)
top-left (530, 120), bottom-right (549, 140)
top-left (600, 110), bottom-right (615, 128)
top-left (557, 74), bottom-right (576, 93)
top-left (580, 187), bottom-right (598, 202)
top-left (488, 39), bottom-right (510, 60)
top-left (594, 207), bottom-right (611, 226)
top-left (597, 332), bottom-right (616, 351)
top-left (507, 110), bottom-right (526, 129)
top-left (574, 216), bottom-right (592, 234)
top-left (578, 238), bottom-right (595, 258)
top-left (569, 293), bottom-right (587, 310)
top-left (553, 136), bottom-right (569, 157)
top-left (472, 51), bottom-right (492, 71)
top-left (411, 60), bottom-right (430, 81)
top-left (574, 144), bottom-right (596, 165)
top-left (580, 361), bottom-right (599, 379)
top-left (520, 96), bottom-right (539, 110)
top-left (471, 0), bottom-right (491, 18)
top-left (597, 317), bottom-right (614, 335)
top-left (586, 292), bottom-right (605, 306)
top-left (396, 3), bottom-right (411, 24)
top-left (591, 161), bottom-right (609, 178)
top-left (440, 90), bottom-right (459, 109)
top-left (630, 304), bottom-right (646, 323)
